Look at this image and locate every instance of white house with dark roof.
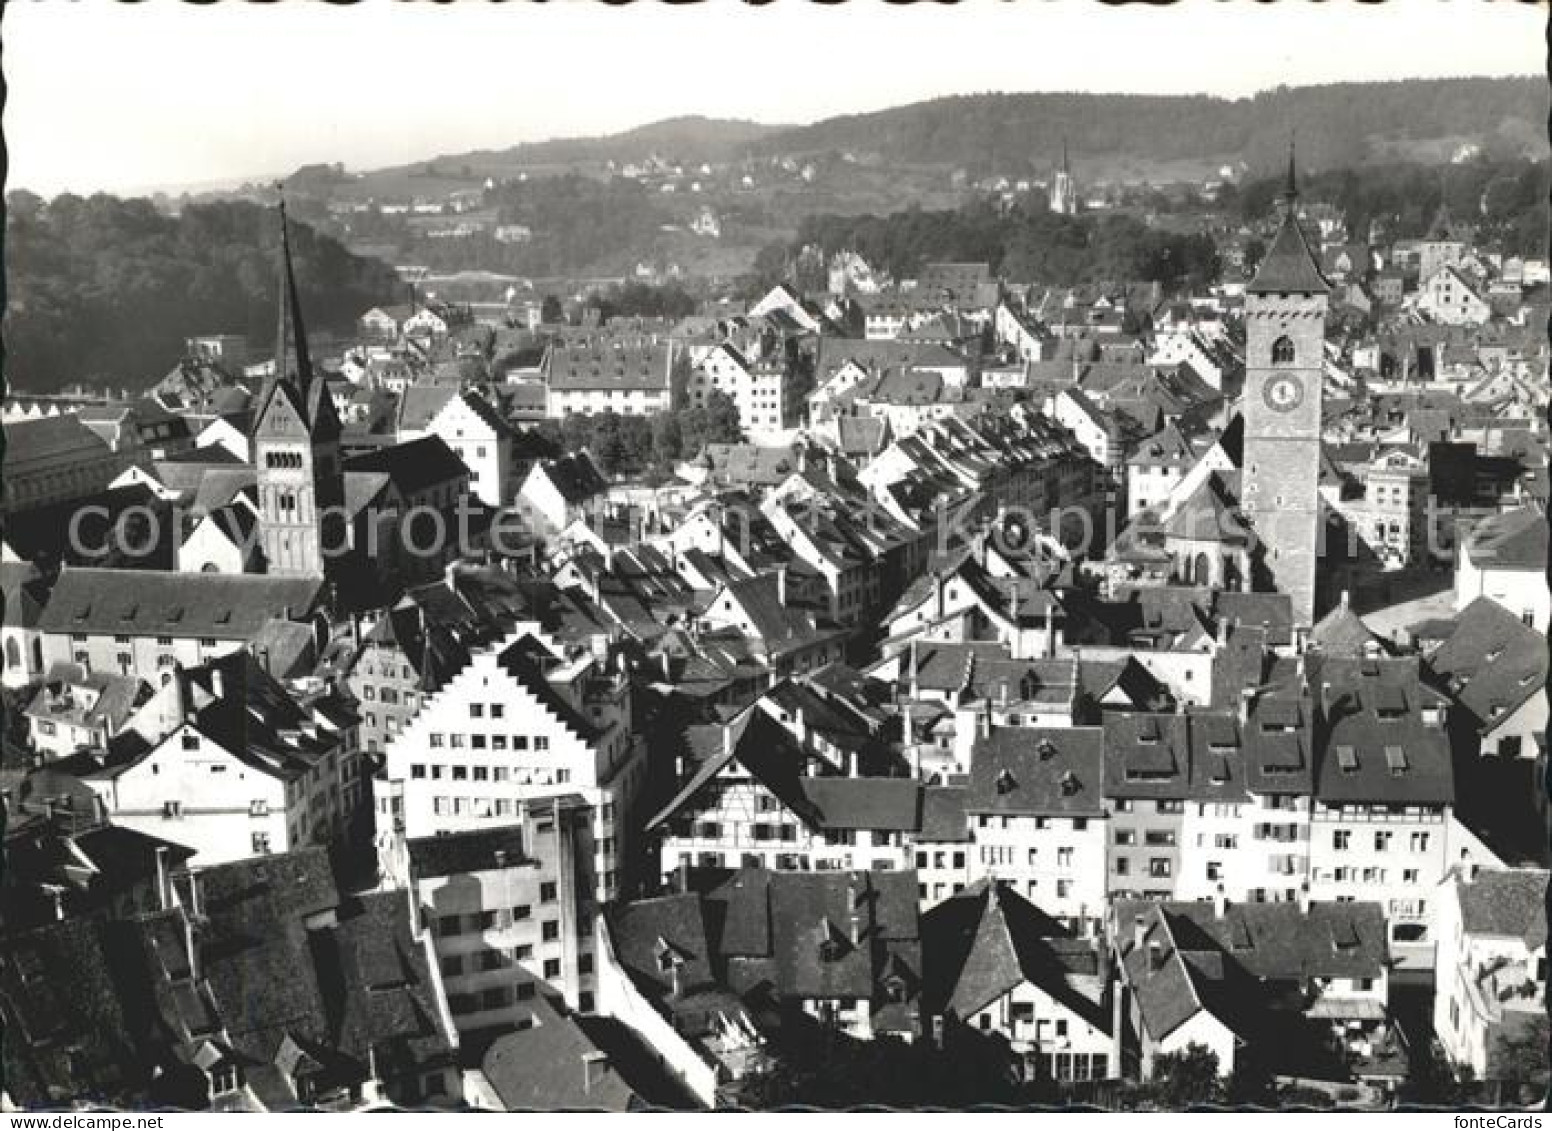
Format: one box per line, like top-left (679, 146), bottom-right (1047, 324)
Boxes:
top-left (964, 726), bottom-right (1107, 935)
top-left (515, 452), bottom-right (609, 540)
top-left (24, 663), bottom-right (150, 761)
top-left (1416, 265), bottom-right (1491, 326)
top-left (177, 503), bottom-right (263, 574)
top-left (923, 879), bottom-right (1117, 1083)
top-left (647, 702), bottom-right (921, 879)
top-left (399, 387), bottom-right (518, 507)
top-left (379, 626), bottom-right (645, 906)
top-left (80, 651), bottom-right (363, 866)
top-left (1427, 597), bottom-right (1547, 761)
top-left (1455, 504), bottom-right (1549, 633)
top-left (1116, 897), bottom-right (1390, 1083)
top-left (1433, 866), bottom-right (1549, 1086)
top-left (37, 568), bottom-right (326, 678)
top-left (1307, 655), bottom-right (1454, 961)
top-left (542, 339), bottom-right (680, 418)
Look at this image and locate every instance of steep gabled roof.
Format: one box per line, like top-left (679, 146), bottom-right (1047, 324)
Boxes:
top-left (1247, 209), bottom-right (1331, 296)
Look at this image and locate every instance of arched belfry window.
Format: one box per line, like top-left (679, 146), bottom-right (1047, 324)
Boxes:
top-left (1271, 336), bottom-right (1296, 365)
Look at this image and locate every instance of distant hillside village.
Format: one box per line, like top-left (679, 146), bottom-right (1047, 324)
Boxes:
top-left (1, 150), bottom-right (1548, 1112)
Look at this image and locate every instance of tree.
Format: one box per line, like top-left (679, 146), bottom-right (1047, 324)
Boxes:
top-left (540, 295), bottom-right (565, 325)
top-left (704, 389), bottom-right (744, 444)
top-left (1489, 1013), bottom-right (1550, 1106)
top-left (1149, 1044), bottom-right (1223, 1109)
top-left (1241, 237), bottom-right (1268, 277)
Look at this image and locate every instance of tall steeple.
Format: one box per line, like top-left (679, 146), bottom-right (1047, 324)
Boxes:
top-left (251, 192), bottom-right (345, 580)
top-left (274, 192), bottom-right (315, 402)
top-left (1241, 130), bottom-right (1329, 628)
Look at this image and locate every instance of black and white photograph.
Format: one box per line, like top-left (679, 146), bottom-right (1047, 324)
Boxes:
top-left (0, 0), bottom-right (1547, 1114)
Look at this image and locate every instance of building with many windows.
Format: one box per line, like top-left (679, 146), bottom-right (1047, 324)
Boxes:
top-left (385, 799), bottom-right (598, 1044)
top-left (379, 627), bottom-right (645, 904)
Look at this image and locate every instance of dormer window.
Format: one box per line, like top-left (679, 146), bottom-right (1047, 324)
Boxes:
top-left (1384, 745), bottom-right (1408, 775)
top-left (1336, 745), bottom-right (1358, 773)
top-left (995, 769), bottom-right (1018, 795)
top-left (1036, 739), bottom-right (1057, 761)
top-left (1059, 771), bottom-right (1079, 796)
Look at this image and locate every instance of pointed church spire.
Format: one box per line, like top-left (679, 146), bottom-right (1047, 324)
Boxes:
top-left (274, 189), bottom-right (314, 400)
top-left (1062, 137), bottom-right (1070, 177)
top-left (1283, 132), bottom-right (1298, 202)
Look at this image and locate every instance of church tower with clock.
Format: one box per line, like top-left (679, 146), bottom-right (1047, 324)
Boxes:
top-left (1241, 146), bottom-right (1330, 628)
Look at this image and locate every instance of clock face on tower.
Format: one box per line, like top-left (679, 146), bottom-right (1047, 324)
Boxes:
top-left (1263, 372), bottom-right (1305, 414)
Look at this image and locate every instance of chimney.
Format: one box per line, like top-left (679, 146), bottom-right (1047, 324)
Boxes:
top-left (1132, 913), bottom-right (1146, 954)
top-left (1340, 589), bottom-right (1350, 612)
top-left (908, 639), bottom-right (920, 699)
top-left (183, 904), bottom-right (200, 982)
top-left (722, 724), bottom-right (732, 760)
top-left (934, 572), bottom-right (945, 617)
top-left (1148, 940), bottom-right (1164, 972)
top-left (209, 664), bottom-right (224, 702)
top-left (669, 958), bottom-right (684, 999)
top-left (775, 565), bottom-right (788, 607)
top-left (1238, 687), bottom-right (1254, 727)
top-left (1217, 615), bottom-right (1230, 648)
top-left (362, 1047), bottom-right (385, 1106)
top-left (169, 663), bottom-right (188, 726)
top-left (978, 706), bottom-right (991, 739)
top-left (155, 847), bottom-right (171, 912)
top-left (1213, 883), bottom-right (1227, 919)
top-left (1298, 882), bottom-right (1311, 915)
top-left (1319, 681), bottom-right (1333, 718)
top-left (1044, 611), bottom-right (1057, 657)
top-left (659, 651), bottom-right (673, 682)
top-left (793, 706), bottom-right (807, 747)
top-left (1111, 978), bottom-right (1128, 1077)
top-left (49, 887), bottom-right (65, 922)
top-left (999, 679), bottom-right (1009, 707)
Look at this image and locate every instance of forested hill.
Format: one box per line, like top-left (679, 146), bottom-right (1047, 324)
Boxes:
top-left (5, 192), bottom-right (401, 393)
top-left (751, 78), bottom-right (1546, 174)
top-left (407, 116), bottom-right (788, 172)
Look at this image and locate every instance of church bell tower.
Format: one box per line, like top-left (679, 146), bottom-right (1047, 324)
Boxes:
top-left (1241, 143), bottom-right (1330, 628)
top-left (251, 197), bottom-right (345, 579)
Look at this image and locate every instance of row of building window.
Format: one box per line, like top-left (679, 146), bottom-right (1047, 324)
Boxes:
top-left (428, 733), bottom-right (551, 752)
top-left (413, 764), bottom-right (572, 786)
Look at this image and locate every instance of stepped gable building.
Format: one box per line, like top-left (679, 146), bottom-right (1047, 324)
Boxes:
top-left (1240, 145), bottom-right (1331, 629)
top-left (251, 199), bottom-right (347, 579)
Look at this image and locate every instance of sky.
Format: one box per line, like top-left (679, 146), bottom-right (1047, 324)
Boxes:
top-left (4, 0), bottom-right (1544, 197)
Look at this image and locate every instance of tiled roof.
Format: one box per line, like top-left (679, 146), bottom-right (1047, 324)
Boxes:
top-left (1426, 597), bottom-right (1547, 733)
top-left (480, 996), bottom-right (642, 1111)
top-left (922, 879), bottom-right (1107, 1026)
top-left (543, 340), bottom-right (674, 392)
top-left (1247, 210), bottom-right (1332, 296)
top-left (1462, 505), bottom-right (1546, 571)
top-left (799, 777), bottom-right (922, 832)
top-left (38, 568), bottom-right (324, 640)
top-left (345, 436), bottom-right (470, 498)
top-left (1310, 655), bottom-right (1454, 806)
top-left (920, 786), bottom-right (971, 842)
top-left (967, 727), bottom-right (1105, 816)
top-left (1456, 868), bottom-right (1550, 948)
